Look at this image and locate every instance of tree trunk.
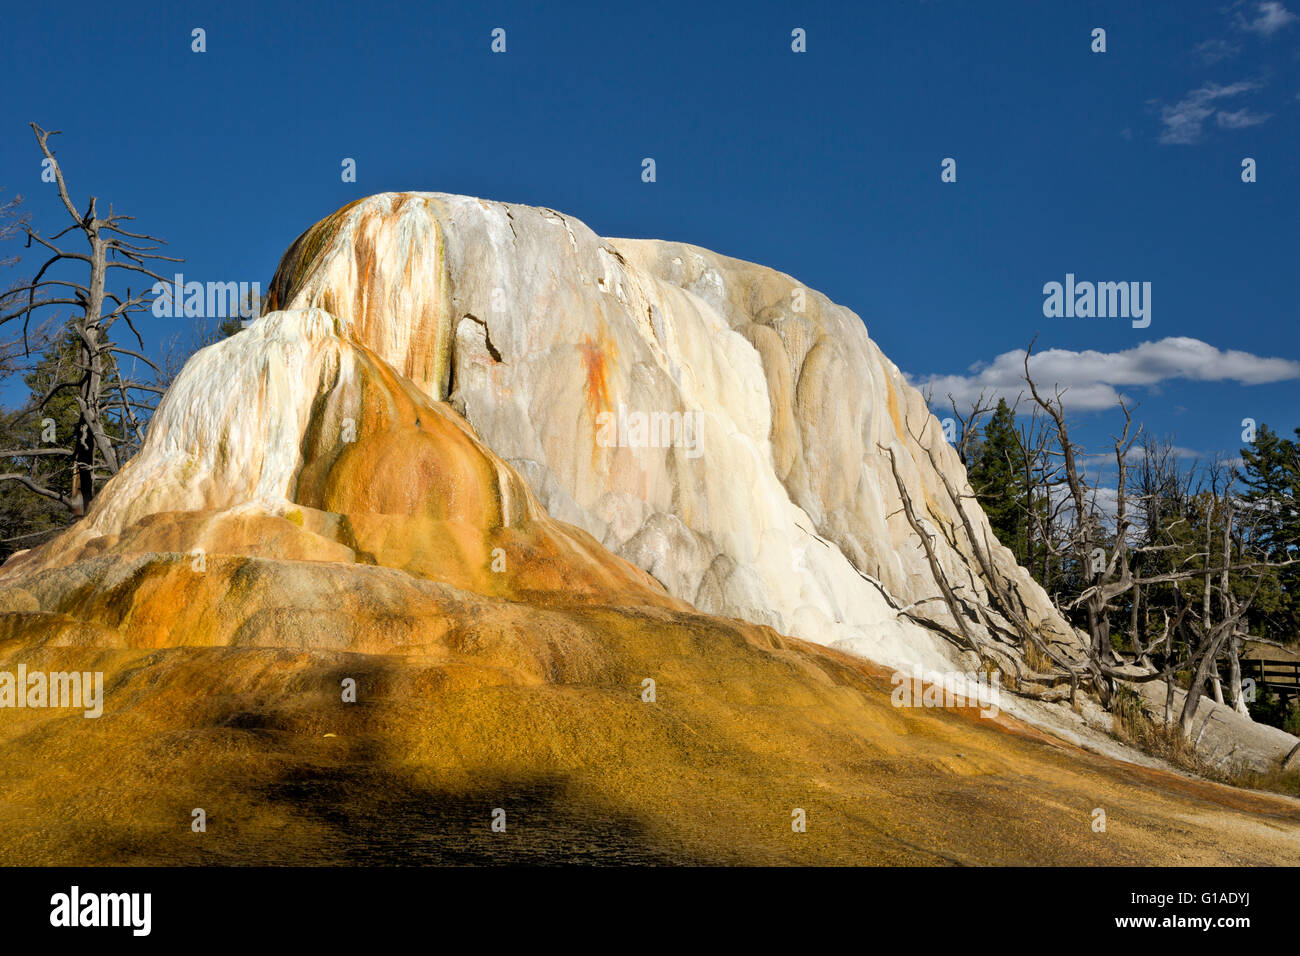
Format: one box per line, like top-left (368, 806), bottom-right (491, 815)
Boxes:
top-left (1221, 500), bottom-right (1250, 718)
top-left (1179, 623), bottom-right (1235, 741)
top-left (1227, 635), bottom-right (1249, 717)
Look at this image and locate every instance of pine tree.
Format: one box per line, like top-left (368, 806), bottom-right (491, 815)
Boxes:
top-left (1237, 424), bottom-right (1299, 643)
top-left (0, 333), bottom-right (87, 557)
top-left (967, 398), bottom-right (1030, 566)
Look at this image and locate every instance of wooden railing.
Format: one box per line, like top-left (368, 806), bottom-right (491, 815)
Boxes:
top-left (1238, 659), bottom-right (1300, 703)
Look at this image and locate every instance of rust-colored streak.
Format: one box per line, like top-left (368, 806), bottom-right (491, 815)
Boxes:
top-left (579, 333), bottom-right (614, 416)
top-left (266, 197), bottom-right (365, 310)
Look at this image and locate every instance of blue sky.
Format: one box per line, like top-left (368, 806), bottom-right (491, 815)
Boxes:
top-left (2, 0), bottom-right (1297, 477)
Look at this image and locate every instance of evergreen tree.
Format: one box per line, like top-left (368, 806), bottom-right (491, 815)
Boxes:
top-left (1237, 424), bottom-right (1299, 643)
top-left (967, 398), bottom-right (1030, 566)
top-left (0, 333), bottom-right (86, 557)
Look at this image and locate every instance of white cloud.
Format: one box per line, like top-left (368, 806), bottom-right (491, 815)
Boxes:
top-left (1194, 38), bottom-right (1241, 64)
top-left (1155, 81), bottom-right (1263, 144)
top-left (1081, 444), bottom-right (1204, 467)
top-left (909, 337), bottom-right (1300, 414)
top-left (1236, 1), bottom-right (1298, 35)
top-left (1217, 106), bottom-right (1272, 127)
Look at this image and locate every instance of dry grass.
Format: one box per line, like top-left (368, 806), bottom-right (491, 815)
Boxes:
top-left (1109, 684), bottom-right (1233, 783)
top-left (1228, 767), bottom-right (1300, 798)
top-left (1023, 637), bottom-right (1055, 676)
top-left (1108, 683), bottom-right (1300, 799)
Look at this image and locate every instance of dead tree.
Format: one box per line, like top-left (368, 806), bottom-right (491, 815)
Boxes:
top-left (0, 124), bottom-right (181, 515)
top-left (882, 413), bottom-right (1084, 703)
top-left (1019, 342), bottom-right (1261, 717)
top-left (0, 188), bottom-right (56, 371)
top-left (1221, 492), bottom-right (1250, 717)
top-left (1011, 407), bottom-right (1061, 586)
top-left (880, 443), bottom-right (981, 658)
top-left (1021, 342), bottom-right (1119, 701)
top-left (947, 390), bottom-right (996, 467)
top-left (1177, 564), bottom-right (1262, 741)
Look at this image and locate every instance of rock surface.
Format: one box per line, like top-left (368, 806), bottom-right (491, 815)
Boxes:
top-left (261, 193), bottom-right (1082, 682)
top-left (0, 192), bottom-right (1296, 864)
top-left (4, 307), bottom-right (678, 620)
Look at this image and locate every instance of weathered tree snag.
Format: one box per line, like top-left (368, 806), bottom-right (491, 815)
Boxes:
top-left (880, 443), bottom-right (981, 658)
top-left (0, 124), bottom-right (180, 514)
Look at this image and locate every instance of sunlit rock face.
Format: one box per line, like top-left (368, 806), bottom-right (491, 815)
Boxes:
top-left (4, 194), bottom-right (1299, 865)
top-left (1, 307), bottom-right (685, 643)
top-left (0, 192), bottom-right (1088, 686)
top-left (0, 191), bottom-right (1086, 691)
top-left (265, 193), bottom-right (1084, 677)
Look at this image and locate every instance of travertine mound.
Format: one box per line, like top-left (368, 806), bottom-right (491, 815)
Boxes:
top-left (0, 195), bottom-right (1297, 864)
top-left (0, 307), bottom-right (680, 621)
top-left (259, 193), bottom-right (1082, 680)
